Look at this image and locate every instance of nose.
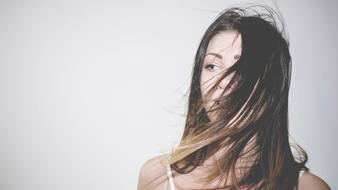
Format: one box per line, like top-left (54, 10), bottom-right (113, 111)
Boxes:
top-left (218, 71), bottom-right (235, 90)
top-left (218, 79), bottom-right (232, 90)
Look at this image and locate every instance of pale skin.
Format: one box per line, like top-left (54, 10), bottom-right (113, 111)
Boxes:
top-left (137, 31), bottom-right (331, 190)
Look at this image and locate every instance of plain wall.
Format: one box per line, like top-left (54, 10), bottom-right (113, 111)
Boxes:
top-left (0, 0), bottom-right (337, 189)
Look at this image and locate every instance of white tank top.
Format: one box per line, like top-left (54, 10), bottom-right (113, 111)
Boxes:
top-left (165, 161), bottom-right (306, 190)
top-left (166, 162), bottom-right (176, 190)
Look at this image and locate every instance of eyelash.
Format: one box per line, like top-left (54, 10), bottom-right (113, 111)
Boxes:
top-left (204, 64), bottom-right (218, 71)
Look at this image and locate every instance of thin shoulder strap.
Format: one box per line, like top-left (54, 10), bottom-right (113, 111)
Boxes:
top-left (166, 156), bottom-right (176, 190)
top-left (299, 169), bottom-right (305, 179)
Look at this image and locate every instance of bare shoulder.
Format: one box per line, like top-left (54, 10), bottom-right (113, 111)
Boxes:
top-left (298, 171), bottom-right (331, 190)
top-left (137, 154), bottom-right (169, 190)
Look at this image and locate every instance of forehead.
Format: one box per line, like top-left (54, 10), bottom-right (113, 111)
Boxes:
top-left (206, 31), bottom-right (242, 55)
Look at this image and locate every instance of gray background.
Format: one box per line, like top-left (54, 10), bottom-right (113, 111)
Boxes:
top-left (0, 0), bottom-right (337, 189)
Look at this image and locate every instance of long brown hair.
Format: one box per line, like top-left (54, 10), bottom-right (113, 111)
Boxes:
top-left (165, 4), bottom-right (309, 190)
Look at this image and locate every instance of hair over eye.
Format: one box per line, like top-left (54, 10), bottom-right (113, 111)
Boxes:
top-left (234, 54), bottom-right (241, 59)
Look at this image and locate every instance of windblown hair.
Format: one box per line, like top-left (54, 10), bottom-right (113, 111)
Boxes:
top-left (163, 4), bottom-right (309, 190)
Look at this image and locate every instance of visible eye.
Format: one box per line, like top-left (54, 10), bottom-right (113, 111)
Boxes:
top-left (204, 64), bottom-right (219, 72)
top-left (234, 54), bottom-right (241, 60)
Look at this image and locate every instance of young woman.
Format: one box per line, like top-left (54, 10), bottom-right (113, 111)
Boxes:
top-left (138, 4), bottom-right (331, 190)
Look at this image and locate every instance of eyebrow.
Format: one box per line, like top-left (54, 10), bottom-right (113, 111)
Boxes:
top-left (205, 52), bottom-right (241, 60)
top-left (205, 52), bottom-right (223, 59)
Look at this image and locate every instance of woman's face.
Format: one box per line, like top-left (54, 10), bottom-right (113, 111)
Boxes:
top-left (200, 31), bottom-right (242, 121)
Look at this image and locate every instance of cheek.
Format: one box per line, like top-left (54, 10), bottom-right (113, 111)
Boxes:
top-left (200, 72), bottom-right (211, 97)
top-left (200, 75), bottom-right (218, 101)
top-left (200, 71), bottom-right (205, 91)
top-left (200, 72), bottom-right (219, 93)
